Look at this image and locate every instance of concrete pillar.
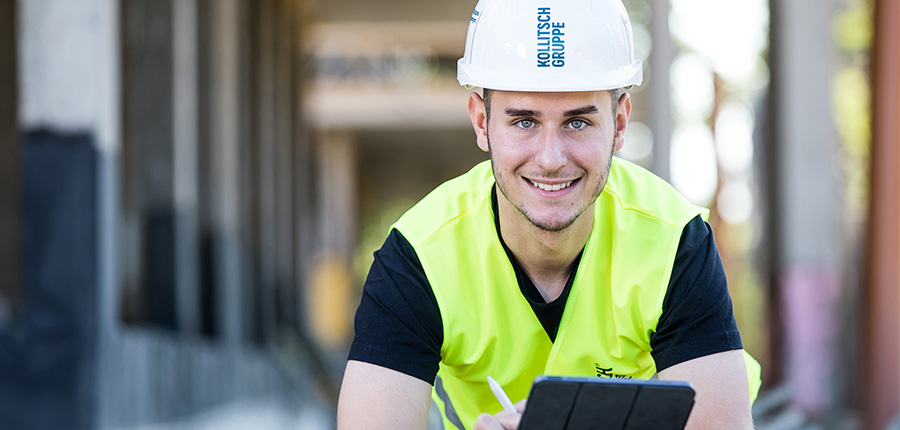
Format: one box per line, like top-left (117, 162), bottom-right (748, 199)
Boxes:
top-left (120, 0), bottom-right (200, 334)
top-left (208, 0), bottom-right (245, 346)
top-left (122, 0), bottom-right (176, 329)
top-left (249, 0), bottom-right (300, 337)
top-left (15, 0), bottom-right (121, 428)
top-left (0, 0), bottom-right (19, 306)
top-left (292, 0), bottom-right (316, 334)
top-left (196, 0), bottom-right (216, 337)
top-left (254, 0), bottom-right (280, 342)
top-left (769, 0), bottom-right (843, 415)
top-left (648, 0), bottom-right (672, 181)
top-left (173, 0), bottom-right (201, 336)
top-left (273, 0), bottom-right (297, 330)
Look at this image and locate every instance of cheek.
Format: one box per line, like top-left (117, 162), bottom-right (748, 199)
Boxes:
top-left (569, 141), bottom-right (611, 164)
top-left (488, 135), bottom-right (530, 164)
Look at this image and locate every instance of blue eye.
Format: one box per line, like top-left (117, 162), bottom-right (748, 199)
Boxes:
top-left (516, 119), bottom-right (535, 129)
top-left (569, 119), bottom-right (586, 129)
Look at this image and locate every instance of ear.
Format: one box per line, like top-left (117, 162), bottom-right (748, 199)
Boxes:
top-left (468, 92), bottom-right (490, 152)
top-left (613, 92), bottom-right (632, 152)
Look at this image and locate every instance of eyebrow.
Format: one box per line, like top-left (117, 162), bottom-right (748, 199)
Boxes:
top-left (503, 105), bottom-right (599, 118)
top-left (504, 108), bottom-right (540, 117)
top-left (563, 105), bottom-right (599, 117)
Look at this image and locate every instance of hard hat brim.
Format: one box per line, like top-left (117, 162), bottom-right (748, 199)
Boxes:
top-left (457, 59), bottom-right (643, 92)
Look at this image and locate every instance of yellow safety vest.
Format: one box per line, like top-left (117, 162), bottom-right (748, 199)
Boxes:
top-left (393, 158), bottom-right (761, 430)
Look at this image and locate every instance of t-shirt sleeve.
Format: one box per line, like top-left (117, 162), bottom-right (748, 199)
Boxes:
top-left (347, 228), bottom-right (443, 385)
top-left (650, 215), bottom-right (743, 372)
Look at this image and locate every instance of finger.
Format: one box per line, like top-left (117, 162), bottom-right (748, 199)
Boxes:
top-left (474, 413), bottom-right (504, 430)
top-left (497, 411), bottom-right (522, 430)
top-left (514, 399), bottom-right (527, 413)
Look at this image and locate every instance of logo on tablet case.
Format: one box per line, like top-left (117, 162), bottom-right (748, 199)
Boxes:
top-left (594, 363), bottom-right (633, 379)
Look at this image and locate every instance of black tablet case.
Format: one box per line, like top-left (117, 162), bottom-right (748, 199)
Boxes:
top-left (517, 376), bottom-right (695, 430)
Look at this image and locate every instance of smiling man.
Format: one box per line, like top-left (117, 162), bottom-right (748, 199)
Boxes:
top-left (337, 1), bottom-right (759, 429)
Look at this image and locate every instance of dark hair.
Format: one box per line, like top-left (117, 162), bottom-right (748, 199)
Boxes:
top-left (483, 88), bottom-right (494, 120)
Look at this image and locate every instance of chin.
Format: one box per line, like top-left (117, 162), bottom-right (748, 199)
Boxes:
top-left (525, 214), bottom-right (580, 232)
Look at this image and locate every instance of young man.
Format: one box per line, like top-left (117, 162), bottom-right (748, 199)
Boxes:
top-left (338, 1), bottom-right (760, 429)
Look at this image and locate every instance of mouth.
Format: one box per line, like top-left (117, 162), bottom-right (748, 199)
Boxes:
top-left (527, 178), bottom-right (578, 192)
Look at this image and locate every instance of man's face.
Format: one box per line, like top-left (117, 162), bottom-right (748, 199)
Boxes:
top-left (468, 90), bottom-right (631, 232)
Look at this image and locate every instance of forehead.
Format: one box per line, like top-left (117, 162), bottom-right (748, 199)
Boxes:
top-left (489, 90), bottom-right (613, 115)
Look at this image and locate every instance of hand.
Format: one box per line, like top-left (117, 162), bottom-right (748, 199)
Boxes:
top-left (473, 400), bottom-right (526, 430)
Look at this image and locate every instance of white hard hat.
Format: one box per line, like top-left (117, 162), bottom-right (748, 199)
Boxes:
top-left (457, 0), bottom-right (643, 92)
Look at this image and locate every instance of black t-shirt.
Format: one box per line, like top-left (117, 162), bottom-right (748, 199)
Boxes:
top-left (349, 190), bottom-right (743, 385)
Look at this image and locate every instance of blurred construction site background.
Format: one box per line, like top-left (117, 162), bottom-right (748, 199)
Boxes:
top-left (0, 0), bottom-right (897, 429)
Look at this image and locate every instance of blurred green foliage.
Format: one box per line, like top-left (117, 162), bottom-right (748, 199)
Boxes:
top-left (832, 0), bottom-right (873, 217)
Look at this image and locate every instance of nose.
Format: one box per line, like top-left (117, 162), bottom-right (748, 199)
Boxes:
top-left (533, 129), bottom-right (567, 172)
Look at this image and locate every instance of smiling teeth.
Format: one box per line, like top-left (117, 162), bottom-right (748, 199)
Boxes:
top-left (530, 180), bottom-right (574, 191)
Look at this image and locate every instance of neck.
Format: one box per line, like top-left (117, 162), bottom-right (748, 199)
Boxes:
top-left (497, 197), bottom-right (593, 301)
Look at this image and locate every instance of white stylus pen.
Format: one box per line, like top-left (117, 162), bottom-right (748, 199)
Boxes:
top-left (487, 375), bottom-right (518, 415)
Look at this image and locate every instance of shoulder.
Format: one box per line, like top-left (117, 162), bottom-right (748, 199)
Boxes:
top-left (349, 229), bottom-right (444, 384)
top-left (394, 160), bottom-right (494, 244)
top-left (602, 157), bottom-right (708, 226)
top-left (651, 215), bottom-right (743, 371)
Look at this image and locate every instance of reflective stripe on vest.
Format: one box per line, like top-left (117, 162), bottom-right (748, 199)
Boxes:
top-left (434, 376), bottom-right (465, 430)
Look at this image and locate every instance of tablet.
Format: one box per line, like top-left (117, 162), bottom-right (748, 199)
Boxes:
top-left (517, 375), bottom-right (695, 430)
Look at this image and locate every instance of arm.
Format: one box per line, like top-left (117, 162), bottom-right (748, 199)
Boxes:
top-left (658, 349), bottom-right (753, 430)
top-left (337, 360), bottom-right (433, 430)
top-left (339, 230), bottom-right (444, 428)
top-left (653, 218), bottom-right (754, 428)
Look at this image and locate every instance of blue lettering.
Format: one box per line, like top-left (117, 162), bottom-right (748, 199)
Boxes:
top-left (537, 8), bottom-right (563, 69)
